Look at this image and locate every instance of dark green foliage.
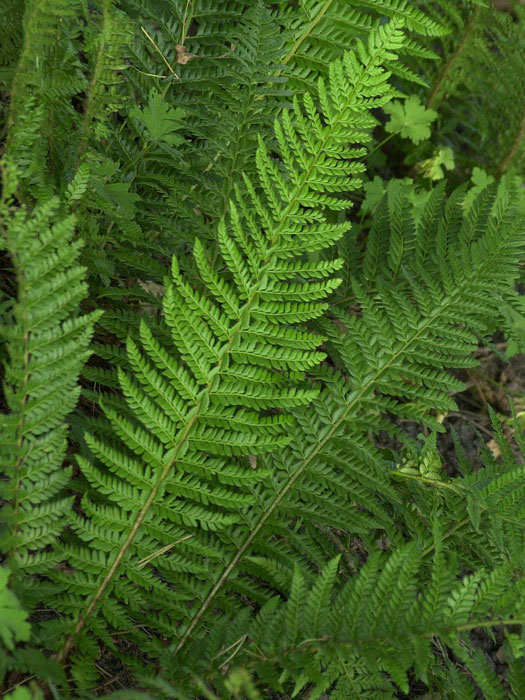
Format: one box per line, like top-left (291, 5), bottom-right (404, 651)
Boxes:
top-left (0, 1), bottom-right (524, 699)
top-left (405, 2), bottom-right (525, 178)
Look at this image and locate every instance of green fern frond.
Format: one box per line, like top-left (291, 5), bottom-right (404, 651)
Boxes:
top-left (2, 3), bottom-right (524, 697)
top-left (114, 0), bottom-right (285, 255)
top-left (273, 0), bottom-right (448, 92)
top-left (0, 163), bottom-right (100, 607)
top-left (166, 177), bottom-right (524, 683)
top-left (0, 0), bottom-right (24, 106)
top-left (42, 20), bottom-right (407, 675)
top-left (392, 413), bottom-right (525, 571)
top-left (5, 0), bottom-right (85, 142)
top-left (75, 0), bottom-right (134, 160)
top-left (240, 549), bottom-right (525, 698)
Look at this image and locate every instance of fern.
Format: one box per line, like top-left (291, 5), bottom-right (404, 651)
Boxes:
top-left (391, 410), bottom-right (525, 571)
top-left (1, 2), bottom-right (524, 698)
top-left (0, 162), bottom-right (99, 603)
top-left (239, 547), bottom-right (525, 698)
top-left (0, 565), bottom-right (31, 658)
top-left (32, 21), bottom-right (408, 681)
top-left (127, 1), bottom-right (289, 240)
top-left (408, 2), bottom-right (525, 177)
top-left (162, 176), bottom-right (524, 688)
top-left (0, 0), bottom-right (24, 132)
top-left (3, 0), bottom-right (137, 279)
top-left (273, 0), bottom-right (449, 91)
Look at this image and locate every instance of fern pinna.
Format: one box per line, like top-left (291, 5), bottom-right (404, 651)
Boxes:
top-left (38, 20), bottom-right (407, 679)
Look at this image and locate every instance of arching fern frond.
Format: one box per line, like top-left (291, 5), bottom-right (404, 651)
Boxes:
top-left (166, 176), bottom-right (524, 678)
top-left (46, 21), bottom-right (406, 679)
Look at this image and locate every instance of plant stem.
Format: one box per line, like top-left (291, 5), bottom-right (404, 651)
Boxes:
top-left (426, 7), bottom-right (481, 110)
top-left (366, 133), bottom-right (394, 160)
top-left (495, 108), bottom-right (525, 177)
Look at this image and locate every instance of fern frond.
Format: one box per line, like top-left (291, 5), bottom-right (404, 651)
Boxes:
top-left (273, 0), bottom-right (448, 93)
top-left (166, 177), bottom-right (524, 683)
top-left (411, 3), bottom-right (525, 175)
top-left (5, 0), bottom-right (85, 142)
top-left (112, 0), bottom-right (285, 256)
top-left (0, 0), bottom-right (24, 105)
top-left (0, 163), bottom-right (99, 607)
top-left (45, 21), bottom-right (407, 674)
top-left (240, 550), bottom-right (525, 698)
top-left (392, 412), bottom-right (525, 572)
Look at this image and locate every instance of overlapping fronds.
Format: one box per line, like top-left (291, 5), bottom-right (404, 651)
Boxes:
top-left (272, 177), bottom-right (524, 544)
top-left (5, 0), bottom-right (85, 145)
top-left (272, 0), bottom-right (451, 91)
top-left (0, 0), bottom-right (24, 97)
top-left (4, 0), bottom-right (136, 280)
top-left (166, 177), bottom-right (524, 676)
top-left (115, 0), bottom-right (289, 256)
top-left (1, 3), bottom-right (524, 698)
top-left (391, 409), bottom-right (525, 571)
top-left (241, 546), bottom-right (525, 699)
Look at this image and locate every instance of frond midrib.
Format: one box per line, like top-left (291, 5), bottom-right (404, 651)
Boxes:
top-left (2, 222), bottom-right (32, 562)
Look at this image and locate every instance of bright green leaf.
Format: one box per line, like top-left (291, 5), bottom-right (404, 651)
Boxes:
top-left (464, 167), bottom-right (496, 212)
top-left (130, 90), bottom-right (185, 145)
top-left (384, 95), bottom-right (437, 144)
top-left (416, 146), bottom-right (455, 180)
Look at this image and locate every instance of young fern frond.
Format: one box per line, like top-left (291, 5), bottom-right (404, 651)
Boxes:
top-left (0, 163), bottom-right (99, 607)
top-left (49, 20), bottom-right (406, 673)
